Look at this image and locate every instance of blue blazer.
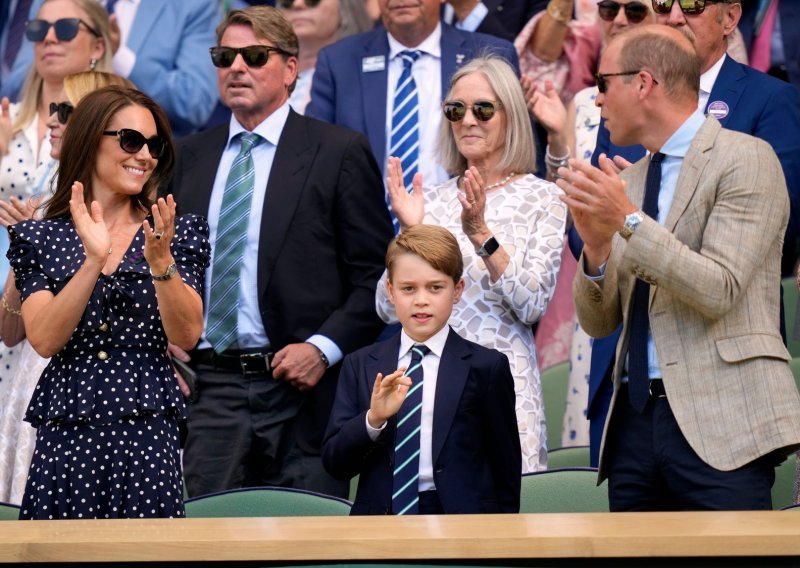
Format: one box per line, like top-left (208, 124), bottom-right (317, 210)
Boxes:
top-left (4, 0), bottom-right (220, 137)
top-left (306, 24), bottom-right (519, 170)
top-left (322, 328), bottom-right (521, 515)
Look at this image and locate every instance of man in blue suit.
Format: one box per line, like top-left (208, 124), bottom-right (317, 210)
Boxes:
top-left (3, 0), bottom-right (220, 137)
top-left (442, 0), bottom-right (545, 42)
top-left (738, 0), bottom-right (799, 93)
top-left (579, 0), bottom-right (800, 465)
top-left (306, 0), bottom-right (519, 188)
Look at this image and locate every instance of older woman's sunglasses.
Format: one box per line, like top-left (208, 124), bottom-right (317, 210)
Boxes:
top-left (442, 100), bottom-right (503, 122)
top-left (277, 0), bottom-right (322, 8)
top-left (102, 129), bottom-right (166, 159)
top-left (597, 1), bottom-right (649, 23)
top-left (49, 102), bottom-right (74, 125)
top-left (651, 0), bottom-right (727, 16)
top-left (25, 18), bottom-right (100, 42)
top-left (209, 45), bottom-right (291, 68)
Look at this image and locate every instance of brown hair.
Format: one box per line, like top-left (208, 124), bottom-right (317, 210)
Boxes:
top-left (617, 27), bottom-right (700, 100)
top-left (216, 6), bottom-right (299, 93)
top-left (386, 225), bottom-right (464, 283)
top-left (44, 86), bottom-right (175, 219)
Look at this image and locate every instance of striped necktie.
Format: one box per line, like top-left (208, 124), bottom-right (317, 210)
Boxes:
top-left (206, 132), bottom-right (262, 353)
top-left (388, 50), bottom-right (421, 233)
top-left (392, 343), bottom-right (430, 515)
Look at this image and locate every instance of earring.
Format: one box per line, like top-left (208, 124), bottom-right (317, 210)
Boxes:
top-left (90, 58), bottom-right (97, 71)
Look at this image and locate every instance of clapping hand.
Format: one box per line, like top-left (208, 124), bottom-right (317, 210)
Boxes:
top-left (0, 195), bottom-right (42, 227)
top-left (142, 195), bottom-right (176, 272)
top-left (457, 167), bottom-right (489, 237)
top-left (69, 181), bottom-right (112, 267)
top-left (523, 78), bottom-right (567, 137)
top-left (368, 367), bottom-right (411, 428)
top-left (0, 97), bottom-right (12, 157)
top-left (386, 156), bottom-right (424, 230)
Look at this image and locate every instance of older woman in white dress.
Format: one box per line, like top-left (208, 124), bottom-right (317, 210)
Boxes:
top-left (377, 55), bottom-right (567, 472)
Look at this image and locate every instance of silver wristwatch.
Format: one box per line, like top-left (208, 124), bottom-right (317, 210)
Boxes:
top-left (619, 211), bottom-right (645, 240)
top-left (151, 262), bottom-right (178, 281)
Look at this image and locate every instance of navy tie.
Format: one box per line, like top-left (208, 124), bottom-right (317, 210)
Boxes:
top-left (4, 0), bottom-right (33, 69)
top-left (392, 344), bottom-right (430, 515)
top-left (627, 152), bottom-right (664, 413)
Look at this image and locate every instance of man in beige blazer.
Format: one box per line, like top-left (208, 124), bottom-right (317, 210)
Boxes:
top-left (559, 25), bottom-right (800, 511)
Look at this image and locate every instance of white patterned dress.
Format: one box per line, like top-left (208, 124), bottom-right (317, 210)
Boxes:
top-left (377, 174), bottom-right (567, 472)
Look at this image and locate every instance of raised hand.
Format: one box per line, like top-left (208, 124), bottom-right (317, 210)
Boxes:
top-left (368, 367), bottom-right (412, 427)
top-left (69, 181), bottom-right (111, 266)
top-left (142, 195), bottom-right (176, 273)
top-left (0, 97), bottom-right (12, 157)
top-left (386, 156), bottom-right (424, 230)
top-left (457, 167), bottom-right (489, 238)
top-left (523, 78), bottom-right (567, 138)
top-left (0, 195), bottom-right (41, 227)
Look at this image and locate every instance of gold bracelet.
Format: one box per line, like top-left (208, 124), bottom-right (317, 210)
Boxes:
top-left (547, 1), bottom-right (570, 24)
top-left (1, 294), bottom-right (21, 316)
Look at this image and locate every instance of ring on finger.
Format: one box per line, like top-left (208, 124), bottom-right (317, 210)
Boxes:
top-left (155, 231), bottom-right (164, 240)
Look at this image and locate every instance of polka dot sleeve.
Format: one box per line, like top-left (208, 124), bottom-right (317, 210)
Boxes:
top-left (7, 220), bottom-right (56, 301)
top-left (170, 214), bottom-right (210, 295)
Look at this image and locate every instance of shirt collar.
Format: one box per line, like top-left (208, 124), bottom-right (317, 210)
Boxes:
top-left (699, 53), bottom-right (726, 96)
top-left (387, 23), bottom-right (442, 60)
top-left (227, 100), bottom-right (291, 148)
top-left (659, 108), bottom-right (707, 159)
top-left (399, 325), bottom-right (450, 360)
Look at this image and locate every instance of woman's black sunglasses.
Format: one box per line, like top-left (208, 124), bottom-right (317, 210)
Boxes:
top-left (102, 129), bottom-right (167, 159)
top-left (597, 1), bottom-right (649, 23)
top-left (277, 0), bottom-right (322, 8)
top-left (209, 45), bottom-right (291, 68)
top-left (651, 0), bottom-right (727, 16)
top-left (49, 102), bottom-right (74, 125)
top-left (442, 100), bottom-right (503, 122)
top-left (25, 18), bottom-right (101, 42)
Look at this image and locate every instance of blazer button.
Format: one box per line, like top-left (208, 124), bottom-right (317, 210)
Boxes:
top-left (435, 467), bottom-right (443, 474)
top-left (97, 351), bottom-right (109, 361)
top-left (99, 323), bottom-right (109, 332)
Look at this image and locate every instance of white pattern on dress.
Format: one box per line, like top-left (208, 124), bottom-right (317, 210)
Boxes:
top-left (376, 174), bottom-right (567, 472)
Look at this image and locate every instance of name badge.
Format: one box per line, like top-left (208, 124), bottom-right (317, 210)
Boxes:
top-left (707, 100), bottom-right (729, 120)
top-left (362, 55), bottom-right (386, 73)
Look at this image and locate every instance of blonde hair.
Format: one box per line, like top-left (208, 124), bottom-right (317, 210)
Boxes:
top-left (63, 71), bottom-right (135, 105)
top-left (12, 0), bottom-right (113, 136)
top-left (438, 55), bottom-right (536, 176)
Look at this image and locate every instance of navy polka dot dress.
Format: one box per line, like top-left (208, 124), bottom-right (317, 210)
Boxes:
top-left (7, 214), bottom-right (210, 519)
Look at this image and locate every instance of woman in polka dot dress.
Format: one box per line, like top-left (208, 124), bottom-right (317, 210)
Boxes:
top-left (7, 86), bottom-right (209, 519)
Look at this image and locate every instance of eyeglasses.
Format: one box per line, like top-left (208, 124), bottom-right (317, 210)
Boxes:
top-left (595, 70), bottom-right (658, 93)
top-left (651, 0), bottom-right (729, 16)
top-left (442, 100), bottom-right (503, 122)
top-left (209, 45), bottom-right (291, 68)
top-left (24, 18), bottom-right (101, 42)
top-left (49, 102), bottom-right (74, 124)
top-left (276, 0), bottom-right (322, 8)
top-left (102, 129), bottom-right (167, 159)
top-left (597, 1), bottom-right (650, 23)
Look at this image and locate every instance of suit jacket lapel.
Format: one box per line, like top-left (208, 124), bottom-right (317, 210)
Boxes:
top-left (705, 56), bottom-right (745, 129)
top-left (177, 125), bottom-right (229, 216)
top-left (126, 0), bottom-right (163, 53)
top-left (362, 31), bottom-right (390, 168)
top-left (431, 329), bottom-right (471, 466)
top-left (440, 25), bottom-right (470, 95)
top-left (257, 110), bottom-right (315, 300)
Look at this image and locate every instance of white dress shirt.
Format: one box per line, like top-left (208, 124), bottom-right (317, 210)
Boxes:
top-left (106, 0), bottom-right (140, 78)
top-left (698, 53), bottom-right (726, 113)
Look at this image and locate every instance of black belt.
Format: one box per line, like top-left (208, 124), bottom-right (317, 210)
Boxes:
top-left (191, 348), bottom-right (274, 375)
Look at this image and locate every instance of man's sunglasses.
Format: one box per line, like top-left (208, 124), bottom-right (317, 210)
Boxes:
top-left (209, 45), bottom-right (291, 68)
top-left (597, 1), bottom-right (650, 24)
top-left (442, 100), bottom-right (503, 122)
top-left (651, 0), bottom-right (729, 16)
top-left (25, 18), bottom-right (101, 42)
top-left (102, 129), bottom-right (167, 159)
top-left (595, 70), bottom-right (659, 93)
top-left (49, 102), bottom-right (74, 125)
top-left (277, 0), bottom-right (322, 8)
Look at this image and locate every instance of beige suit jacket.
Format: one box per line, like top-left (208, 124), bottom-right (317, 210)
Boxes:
top-left (574, 117), bottom-right (800, 478)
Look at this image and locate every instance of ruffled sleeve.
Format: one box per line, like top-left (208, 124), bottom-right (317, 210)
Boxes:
top-left (7, 220), bottom-right (66, 302)
top-left (171, 214), bottom-right (210, 295)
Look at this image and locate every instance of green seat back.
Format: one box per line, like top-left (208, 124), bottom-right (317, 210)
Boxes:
top-left (184, 487), bottom-right (352, 518)
top-left (0, 502), bottom-right (20, 520)
top-left (783, 277), bottom-right (800, 357)
top-left (547, 446), bottom-right (591, 470)
top-left (520, 468), bottom-right (608, 513)
top-left (541, 362), bottom-right (570, 450)
top-left (773, 452), bottom-right (798, 510)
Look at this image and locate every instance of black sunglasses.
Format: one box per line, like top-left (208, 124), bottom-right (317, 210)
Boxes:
top-left (209, 45), bottom-right (291, 68)
top-left (277, 0), bottom-right (322, 8)
top-left (102, 129), bottom-right (166, 159)
top-left (651, 0), bottom-right (728, 16)
top-left (595, 70), bottom-right (659, 93)
top-left (442, 100), bottom-right (503, 122)
top-left (597, 1), bottom-right (650, 23)
top-left (25, 18), bottom-right (101, 42)
top-left (49, 102), bottom-right (74, 125)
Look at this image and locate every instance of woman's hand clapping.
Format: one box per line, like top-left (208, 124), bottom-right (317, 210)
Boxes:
top-left (69, 181), bottom-right (112, 268)
top-left (142, 195), bottom-right (176, 273)
top-left (0, 97), bottom-right (12, 157)
top-left (0, 195), bottom-right (42, 227)
top-left (458, 167), bottom-right (490, 238)
top-left (386, 156), bottom-right (424, 230)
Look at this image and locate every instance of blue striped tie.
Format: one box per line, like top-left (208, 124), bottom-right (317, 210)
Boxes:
top-left (392, 343), bottom-right (430, 515)
top-left (388, 50), bottom-right (421, 233)
top-left (206, 132), bottom-right (262, 353)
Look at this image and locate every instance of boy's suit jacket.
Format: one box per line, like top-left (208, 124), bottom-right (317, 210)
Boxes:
top-left (574, 117), bottom-right (800, 478)
top-left (322, 328), bottom-right (521, 515)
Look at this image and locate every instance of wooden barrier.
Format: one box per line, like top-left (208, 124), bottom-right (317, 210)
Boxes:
top-left (1, 512), bottom-right (800, 564)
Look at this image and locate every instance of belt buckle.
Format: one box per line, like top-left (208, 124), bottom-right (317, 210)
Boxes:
top-left (649, 381), bottom-right (667, 399)
top-left (239, 352), bottom-right (271, 375)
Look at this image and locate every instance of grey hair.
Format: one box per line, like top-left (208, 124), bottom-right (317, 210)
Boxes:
top-left (337, 0), bottom-right (373, 39)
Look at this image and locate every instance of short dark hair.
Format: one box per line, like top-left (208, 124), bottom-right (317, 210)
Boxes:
top-left (45, 86), bottom-right (175, 219)
top-left (386, 225), bottom-right (464, 284)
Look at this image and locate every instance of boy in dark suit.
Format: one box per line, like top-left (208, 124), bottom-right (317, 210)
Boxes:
top-left (323, 225), bottom-right (521, 515)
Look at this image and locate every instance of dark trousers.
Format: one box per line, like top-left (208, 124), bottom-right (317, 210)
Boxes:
top-left (183, 363), bottom-right (348, 499)
top-left (605, 384), bottom-right (778, 511)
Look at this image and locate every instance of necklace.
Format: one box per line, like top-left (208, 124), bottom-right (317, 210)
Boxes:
top-left (484, 172), bottom-right (517, 191)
